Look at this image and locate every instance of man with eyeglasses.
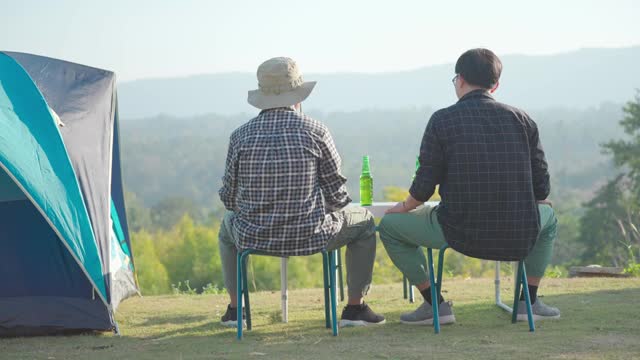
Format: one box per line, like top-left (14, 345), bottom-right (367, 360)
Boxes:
top-left (379, 48), bottom-right (560, 325)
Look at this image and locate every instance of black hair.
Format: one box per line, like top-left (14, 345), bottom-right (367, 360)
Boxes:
top-left (454, 48), bottom-right (502, 88)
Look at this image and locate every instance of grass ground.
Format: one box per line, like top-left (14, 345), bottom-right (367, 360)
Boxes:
top-left (2, 278), bottom-right (639, 360)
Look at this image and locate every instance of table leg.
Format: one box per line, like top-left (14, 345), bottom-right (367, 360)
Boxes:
top-left (281, 257), bottom-right (288, 323)
top-left (495, 261), bottom-right (514, 313)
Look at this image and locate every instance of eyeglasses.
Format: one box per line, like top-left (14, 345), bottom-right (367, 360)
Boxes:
top-left (451, 74), bottom-right (459, 85)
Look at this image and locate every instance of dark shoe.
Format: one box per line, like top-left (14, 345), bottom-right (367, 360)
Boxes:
top-left (220, 304), bottom-right (246, 327)
top-left (339, 302), bottom-right (386, 327)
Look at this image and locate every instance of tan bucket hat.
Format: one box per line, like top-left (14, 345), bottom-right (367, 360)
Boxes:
top-left (247, 57), bottom-right (316, 109)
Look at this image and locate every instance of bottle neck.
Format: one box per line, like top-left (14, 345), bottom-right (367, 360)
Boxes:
top-left (361, 156), bottom-right (370, 174)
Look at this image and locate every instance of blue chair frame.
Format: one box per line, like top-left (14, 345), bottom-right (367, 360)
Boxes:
top-left (426, 244), bottom-right (535, 334)
top-left (236, 249), bottom-right (339, 340)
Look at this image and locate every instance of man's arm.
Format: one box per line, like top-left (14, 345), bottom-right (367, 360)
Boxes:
top-left (218, 133), bottom-right (239, 211)
top-left (318, 129), bottom-right (351, 212)
top-left (388, 114), bottom-right (445, 214)
top-left (528, 119), bottom-right (551, 201)
top-left (410, 116), bottom-right (444, 202)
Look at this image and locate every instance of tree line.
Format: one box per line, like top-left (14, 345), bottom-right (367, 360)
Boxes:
top-left (126, 94), bottom-right (640, 294)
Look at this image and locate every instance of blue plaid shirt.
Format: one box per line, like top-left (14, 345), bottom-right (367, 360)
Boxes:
top-left (410, 90), bottom-right (550, 261)
top-left (219, 107), bottom-right (351, 256)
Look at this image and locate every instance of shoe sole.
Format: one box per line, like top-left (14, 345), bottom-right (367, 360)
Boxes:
top-left (339, 319), bottom-right (387, 327)
top-left (221, 320), bottom-right (247, 328)
top-left (516, 313), bottom-right (560, 321)
top-left (400, 314), bottom-right (456, 326)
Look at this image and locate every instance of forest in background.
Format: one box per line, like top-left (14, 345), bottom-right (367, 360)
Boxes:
top-left (122, 95), bottom-right (640, 295)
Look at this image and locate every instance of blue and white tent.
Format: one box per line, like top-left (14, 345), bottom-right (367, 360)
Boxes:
top-left (0, 52), bottom-right (138, 336)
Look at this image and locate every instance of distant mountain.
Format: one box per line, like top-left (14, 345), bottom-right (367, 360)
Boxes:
top-left (118, 46), bottom-right (640, 119)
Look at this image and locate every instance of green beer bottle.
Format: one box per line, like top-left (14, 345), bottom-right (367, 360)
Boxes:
top-left (412, 156), bottom-right (419, 181)
top-left (360, 155), bottom-right (373, 206)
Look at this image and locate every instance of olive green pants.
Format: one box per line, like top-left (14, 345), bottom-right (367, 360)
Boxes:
top-left (378, 204), bottom-right (558, 286)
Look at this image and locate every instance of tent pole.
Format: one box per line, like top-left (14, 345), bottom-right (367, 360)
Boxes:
top-left (113, 321), bottom-right (121, 336)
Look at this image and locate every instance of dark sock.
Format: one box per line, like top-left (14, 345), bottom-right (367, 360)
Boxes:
top-left (420, 287), bottom-right (444, 305)
top-left (520, 285), bottom-right (538, 304)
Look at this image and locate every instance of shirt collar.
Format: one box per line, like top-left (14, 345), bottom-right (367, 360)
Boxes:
top-left (259, 106), bottom-right (297, 115)
top-left (457, 89), bottom-right (494, 103)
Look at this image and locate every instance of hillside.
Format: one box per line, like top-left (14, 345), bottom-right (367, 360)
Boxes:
top-left (118, 46), bottom-right (640, 118)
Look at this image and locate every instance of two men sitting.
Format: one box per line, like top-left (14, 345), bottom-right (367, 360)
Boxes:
top-left (218, 49), bottom-right (560, 328)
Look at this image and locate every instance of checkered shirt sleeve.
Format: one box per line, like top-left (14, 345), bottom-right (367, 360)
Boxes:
top-left (318, 129), bottom-right (351, 212)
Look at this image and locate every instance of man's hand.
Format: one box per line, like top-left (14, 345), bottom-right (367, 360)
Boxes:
top-left (385, 195), bottom-right (423, 214)
top-left (385, 201), bottom-right (410, 214)
top-left (537, 199), bottom-right (553, 207)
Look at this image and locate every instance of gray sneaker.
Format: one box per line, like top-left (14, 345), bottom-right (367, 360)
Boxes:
top-left (400, 301), bottom-right (455, 325)
top-left (517, 299), bottom-right (560, 321)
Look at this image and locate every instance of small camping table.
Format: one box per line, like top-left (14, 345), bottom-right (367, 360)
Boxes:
top-left (278, 201), bottom-right (512, 322)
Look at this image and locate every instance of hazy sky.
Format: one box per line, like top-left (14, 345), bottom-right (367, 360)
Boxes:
top-left (1, 0), bottom-right (638, 81)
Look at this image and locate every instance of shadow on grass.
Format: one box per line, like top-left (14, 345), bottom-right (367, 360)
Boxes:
top-left (186, 285), bottom-right (640, 341)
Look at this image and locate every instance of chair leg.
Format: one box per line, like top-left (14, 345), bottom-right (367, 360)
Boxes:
top-left (242, 254), bottom-right (252, 330)
top-left (512, 260), bottom-right (524, 324)
top-left (403, 276), bottom-right (408, 299)
top-left (337, 249), bottom-right (345, 302)
top-left (329, 250), bottom-right (339, 336)
top-left (436, 245), bottom-right (448, 297)
top-left (519, 261), bottom-right (535, 332)
top-left (236, 251), bottom-right (244, 340)
top-left (427, 248), bottom-right (440, 334)
top-left (236, 249), bottom-right (342, 338)
top-left (322, 252), bottom-right (331, 329)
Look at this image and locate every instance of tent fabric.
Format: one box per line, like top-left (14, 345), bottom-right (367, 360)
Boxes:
top-left (6, 51), bottom-right (117, 299)
top-left (0, 51), bottom-right (138, 335)
top-left (0, 199), bottom-right (97, 299)
top-left (0, 297), bottom-right (112, 335)
top-left (0, 199), bottom-right (111, 332)
top-left (0, 166), bottom-right (26, 202)
top-left (108, 101), bottom-right (138, 309)
top-left (111, 198), bottom-right (130, 256)
top-left (109, 222), bottom-right (138, 310)
top-left (109, 197), bottom-right (138, 310)
top-left (110, 103), bottom-right (133, 257)
top-left (0, 52), bottom-right (107, 300)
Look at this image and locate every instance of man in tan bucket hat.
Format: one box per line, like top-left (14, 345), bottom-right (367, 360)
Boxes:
top-left (218, 57), bottom-right (385, 328)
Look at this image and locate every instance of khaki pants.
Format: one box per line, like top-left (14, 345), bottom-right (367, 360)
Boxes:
top-left (218, 206), bottom-right (377, 298)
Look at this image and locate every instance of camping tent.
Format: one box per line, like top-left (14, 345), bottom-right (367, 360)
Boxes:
top-left (0, 52), bottom-right (138, 336)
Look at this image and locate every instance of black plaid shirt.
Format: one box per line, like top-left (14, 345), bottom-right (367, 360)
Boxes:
top-left (219, 107), bottom-right (350, 256)
top-left (410, 90), bottom-right (550, 261)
